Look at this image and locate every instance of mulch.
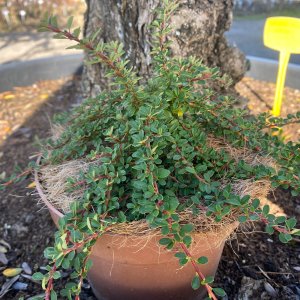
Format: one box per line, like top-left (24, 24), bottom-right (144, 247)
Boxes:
top-left (0, 76), bottom-right (299, 299)
top-left (236, 77), bottom-right (300, 142)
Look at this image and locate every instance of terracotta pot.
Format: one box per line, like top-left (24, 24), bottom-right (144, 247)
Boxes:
top-left (35, 170), bottom-right (237, 300)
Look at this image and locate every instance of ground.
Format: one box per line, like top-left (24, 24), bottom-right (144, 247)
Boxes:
top-left (0, 77), bottom-right (299, 299)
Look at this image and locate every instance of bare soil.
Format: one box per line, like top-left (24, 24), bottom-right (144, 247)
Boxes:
top-left (0, 77), bottom-right (299, 299)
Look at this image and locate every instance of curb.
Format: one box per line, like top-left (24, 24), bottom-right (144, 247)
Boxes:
top-left (0, 54), bottom-right (299, 92)
top-left (247, 56), bottom-right (300, 90)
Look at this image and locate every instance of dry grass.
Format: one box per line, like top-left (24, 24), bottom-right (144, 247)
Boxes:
top-left (40, 158), bottom-right (102, 213)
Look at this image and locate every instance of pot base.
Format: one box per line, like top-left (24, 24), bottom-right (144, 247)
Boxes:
top-left (90, 280), bottom-right (206, 300)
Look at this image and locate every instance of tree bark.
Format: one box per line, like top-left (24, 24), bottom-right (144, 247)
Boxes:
top-left (82, 0), bottom-right (248, 98)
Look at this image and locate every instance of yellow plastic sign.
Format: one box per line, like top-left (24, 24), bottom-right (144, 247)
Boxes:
top-left (264, 17), bottom-right (300, 116)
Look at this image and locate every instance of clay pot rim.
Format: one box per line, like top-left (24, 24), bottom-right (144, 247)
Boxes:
top-left (35, 155), bottom-right (64, 218)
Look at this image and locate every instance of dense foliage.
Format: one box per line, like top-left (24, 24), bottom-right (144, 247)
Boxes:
top-left (3, 1), bottom-right (300, 299)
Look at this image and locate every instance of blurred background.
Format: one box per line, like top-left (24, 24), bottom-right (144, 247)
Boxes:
top-left (0, 0), bottom-right (300, 64)
top-left (0, 0), bottom-right (86, 64)
top-left (0, 0), bottom-right (85, 31)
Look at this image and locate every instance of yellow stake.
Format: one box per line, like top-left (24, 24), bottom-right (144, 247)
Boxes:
top-left (263, 17), bottom-right (300, 116)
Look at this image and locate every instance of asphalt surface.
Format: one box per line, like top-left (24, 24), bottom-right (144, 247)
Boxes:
top-left (0, 32), bottom-right (82, 65)
top-left (0, 19), bottom-right (299, 65)
top-left (226, 19), bottom-right (300, 65)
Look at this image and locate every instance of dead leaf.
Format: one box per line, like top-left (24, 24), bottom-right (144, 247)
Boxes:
top-left (0, 123), bottom-right (11, 134)
top-left (27, 293), bottom-right (45, 300)
top-left (0, 172), bottom-right (6, 180)
top-left (0, 275), bottom-right (19, 298)
top-left (3, 94), bottom-right (15, 100)
top-left (2, 268), bottom-right (22, 277)
top-left (0, 239), bottom-right (11, 250)
top-left (40, 94), bottom-right (49, 100)
top-left (27, 182), bottom-right (36, 189)
top-left (12, 281), bottom-right (28, 291)
top-left (0, 246), bottom-right (7, 254)
top-left (0, 253), bottom-right (8, 265)
top-left (21, 262), bottom-right (32, 275)
top-left (257, 266), bottom-right (272, 280)
top-left (264, 282), bottom-right (277, 297)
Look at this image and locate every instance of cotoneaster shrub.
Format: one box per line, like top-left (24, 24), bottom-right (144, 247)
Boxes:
top-left (2, 1), bottom-right (300, 299)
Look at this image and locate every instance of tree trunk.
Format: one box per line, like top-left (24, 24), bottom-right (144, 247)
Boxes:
top-left (82, 0), bottom-right (248, 98)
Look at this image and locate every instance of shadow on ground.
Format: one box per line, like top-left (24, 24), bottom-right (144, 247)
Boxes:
top-left (0, 76), bottom-right (96, 299)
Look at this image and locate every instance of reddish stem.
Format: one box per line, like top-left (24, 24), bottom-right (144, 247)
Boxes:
top-left (1, 168), bottom-right (32, 186)
top-left (176, 147), bottom-right (206, 183)
top-left (259, 214), bottom-right (290, 234)
top-left (179, 243), bottom-right (217, 300)
top-left (45, 264), bottom-right (57, 300)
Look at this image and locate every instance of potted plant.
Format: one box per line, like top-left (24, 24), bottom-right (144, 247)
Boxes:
top-left (2, 1), bottom-right (300, 299)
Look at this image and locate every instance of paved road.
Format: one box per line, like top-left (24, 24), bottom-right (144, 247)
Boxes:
top-left (0, 19), bottom-right (299, 65)
top-left (0, 32), bottom-right (82, 65)
top-left (226, 19), bottom-right (300, 65)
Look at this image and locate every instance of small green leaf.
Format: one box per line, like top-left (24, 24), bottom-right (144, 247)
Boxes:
top-left (42, 276), bottom-right (48, 290)
top-left (283, 233), bottom-right (292, 242)
top-left (133, 180), bottom-right (148, 190)
top-left (265, 225), bottom-right (274, 235)
top-left (249, 214), bottom-right (259, 221)
top-left (240, 195), bottom-right (250, 205)
top-left (52, 271), bottom-right (61, 280)
top-left (159, 238), bottom-right (172, 246)
top-left (161, 226), bottom-right (170, 235)
top-left (86, 217), bottom-right (93, 231)
top-left (118, 211), bottom-right (126, 222)
top-left (275, 216), bottom-right (286, 224)
top-left (171, 214), bottom-right (180, 221)
top-left (285, 217), bottom-right (297, 230)
top-left (252, 199), bottom-right (260, 209)
top-left (50, 290), bottom-right (57, 300)
top-left (32, 272), bottom-right (44, 281)
top-left (156, 168), bottom-right (170, 179)
top-left (191, 275), bottom-right (200, 290)
top-left (175, 252), bottom-right (186, 260)
top-left (238, 215), bottom-right (247, 223)
top-left (179, 258), bottom-right (189, 266)
top-left (67, 251), bottom-right (75, 261)
top-left (197, 256), bottom-right (208, 264)
top-left (204, 172), bottom-right (212, 182)
top-left (203, 275), bottom-right (214, 284)
top-left (181, 224), bottom-right (194, 233)
top-left (66, 16), bottom-right (74, 30)
top-left (183, 235), bottom-right (192, 247)
top-left (186, 167), bottom-right (196, 174)
top-left (62, 258), bottom-right (70, 269)
top-left (262, 205), bottom-right (270, 216)
top-left (225, 198), bottom-right (240, 206)
top-left (278, 232), bottom-right (288, 243)
top-left (73, 27), bottom-right (81, 38)
top-left (213, 287), bottom-right (226, 297)
top-left (86, 259), bottom-right (93, 271)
